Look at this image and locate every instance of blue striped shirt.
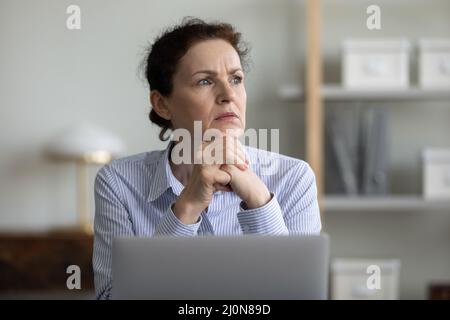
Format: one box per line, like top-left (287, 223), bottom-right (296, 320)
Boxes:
top-left (93, 142), bottom-right (322, 299)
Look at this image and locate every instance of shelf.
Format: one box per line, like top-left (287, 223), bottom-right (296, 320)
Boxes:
top-left (322, 85), bottom-right (450, 101)
top-left (323, 195), bottom-right (450, 212)
top-left (278, 84), bottom-right (304, 101)
top-left (279, 84), bottom-right (450, 102)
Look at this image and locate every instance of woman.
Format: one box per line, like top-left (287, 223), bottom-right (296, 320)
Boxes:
top-left (93, 18), bottom-right (321, 300)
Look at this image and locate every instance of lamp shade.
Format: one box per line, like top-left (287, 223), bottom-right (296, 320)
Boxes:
top-left (45, 122), bottom-right (125, 164)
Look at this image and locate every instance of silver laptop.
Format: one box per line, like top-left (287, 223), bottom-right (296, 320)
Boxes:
top-left (111, 234), bottom-right (329, 300)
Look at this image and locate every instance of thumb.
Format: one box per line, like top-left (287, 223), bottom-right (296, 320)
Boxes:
top-left (220, 164), bottom-right (240, 180)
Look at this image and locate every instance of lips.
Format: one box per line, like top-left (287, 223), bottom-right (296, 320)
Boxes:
top-left (215, 112), bottom-right (238, 120)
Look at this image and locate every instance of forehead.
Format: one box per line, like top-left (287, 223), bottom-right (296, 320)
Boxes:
top-left (177, 39), bottom-right (242, 74)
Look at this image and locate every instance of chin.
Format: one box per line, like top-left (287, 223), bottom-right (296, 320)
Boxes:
top-left (219, 126), bottom-right (244, 137)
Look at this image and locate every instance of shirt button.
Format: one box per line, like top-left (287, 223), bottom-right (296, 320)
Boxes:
top-left (242, 225), bottom-right (250, 232)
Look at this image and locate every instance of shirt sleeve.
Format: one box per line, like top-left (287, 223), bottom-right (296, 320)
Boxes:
top-left (279, 162), bottom-right (322, 235)
top-left (236, 161), bottom-right (322, 235)
top-left (93, 165), bottom-right (134, 300)
top-left (237, 193), bottom-right (289, 235)
top-left (153, 203), bottom-right (202, 236)
top-left (93, 165), bottom-right (202, 300)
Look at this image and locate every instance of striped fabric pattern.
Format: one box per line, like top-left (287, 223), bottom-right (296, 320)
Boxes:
top-left (93, 142), bottom-right (322, 299)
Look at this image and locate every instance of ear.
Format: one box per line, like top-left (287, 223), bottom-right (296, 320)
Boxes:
top-left (150, 90), bottom-right (171, 121)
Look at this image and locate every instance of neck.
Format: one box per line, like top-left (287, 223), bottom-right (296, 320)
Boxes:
top-left (168, 141), bottom-right (194, 187)
top-left (169, 159), bottom-right (193, 187)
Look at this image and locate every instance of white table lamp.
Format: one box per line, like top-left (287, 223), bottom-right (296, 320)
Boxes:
top-left (46, 123), bottom-right (125, 233)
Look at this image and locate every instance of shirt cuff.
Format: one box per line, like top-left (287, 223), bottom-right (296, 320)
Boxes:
top-left (237, 193), bottom-right (289, 235)
top-left (154, 202), bottom-right (202, 236)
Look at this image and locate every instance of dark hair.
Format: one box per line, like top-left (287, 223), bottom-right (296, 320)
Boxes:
top-left (143, 17), bottom-right (250, 141)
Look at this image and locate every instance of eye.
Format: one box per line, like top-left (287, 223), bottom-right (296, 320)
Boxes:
top-left (231, 75), bottom-right (243, 85)
top-left (197, 78), bottom-right (212, 86)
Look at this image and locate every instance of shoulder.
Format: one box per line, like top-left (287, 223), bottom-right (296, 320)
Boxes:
top-left (244, 146), bottom-right (318, 204)
top-left (95, 149), bottom-right (164, 181)
top-left (244, 145), bottom-right (314, 179)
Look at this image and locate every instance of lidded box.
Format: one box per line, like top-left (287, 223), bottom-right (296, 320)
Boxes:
top-left (422, 148), bottom-right (450, 199)
top-left (418, 39), bottom-right (450, 88)
top-left (342, 39), bottom-right (410, 89)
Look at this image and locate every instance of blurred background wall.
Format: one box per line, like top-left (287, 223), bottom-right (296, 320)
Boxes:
top-left (0, 0), bottom-right (449, 299)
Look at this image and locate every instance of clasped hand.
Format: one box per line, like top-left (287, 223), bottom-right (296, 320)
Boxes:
top-left (172, 133), bottom-right (271, 224)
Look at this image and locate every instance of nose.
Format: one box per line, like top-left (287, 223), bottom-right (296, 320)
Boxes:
top-left (216, 81), bottom-right (236, 105)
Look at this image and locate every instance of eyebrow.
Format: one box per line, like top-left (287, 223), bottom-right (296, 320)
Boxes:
top-left (191, 68), bottom-right (243, 77)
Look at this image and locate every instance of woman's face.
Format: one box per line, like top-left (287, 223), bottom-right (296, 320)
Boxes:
top-left (165, 39), bottom-right (247, 138)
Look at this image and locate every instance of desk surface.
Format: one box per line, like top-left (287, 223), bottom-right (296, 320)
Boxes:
top-left (0, 230), bottom-right (94, 294)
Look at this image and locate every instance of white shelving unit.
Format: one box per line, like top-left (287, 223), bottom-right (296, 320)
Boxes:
top-left (279, 84), bottom-right (450, 102)
top-left (323, 195), bottom-right (450, 212)
top-left (280, 82), bottom-right (450, 212)
top-left (300, 1), bottom-right (450, 217)
top-left (322, 85), bottom-right (450, 101)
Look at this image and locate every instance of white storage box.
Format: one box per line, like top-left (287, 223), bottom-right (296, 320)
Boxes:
top-left (331, 259), bottom-right (400, 300)
top-left (418, 39), bottom-right (450, 88)
top-left (342, 39), bottom-right (410, 89)
top-left (422, 148), bottom-right (450, 199)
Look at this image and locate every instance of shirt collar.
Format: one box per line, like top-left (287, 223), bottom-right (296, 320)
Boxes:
top-left (147, 141), bottom-right (184, 202)
top-left (146, 140), bottom-right (254, 202)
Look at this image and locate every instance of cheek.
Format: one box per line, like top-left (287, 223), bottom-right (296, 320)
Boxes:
top-left (238, 88), bottom-right (247, 111)
top-left (173, 91), bottom-right (213, 123)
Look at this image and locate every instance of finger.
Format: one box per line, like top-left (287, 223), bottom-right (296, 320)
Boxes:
top-left (224, 139), bottom-right (248, 169)
top-left (214, 168), bottom-right (232, 186)
top-left (231, 138), bottom-right (248, 165)
top-left (234, 146), bottom-right (248, 167)
top-left (237, 142), bottom-right (250, 168)
top-left (231, 150), bottom-right (248, 171)
top-left (220, 164), bottom-right (240, 179)
top-left (213, 183), bottom-right (233, 192)
top-left (234, 155), bottom-right (248, 171)
top-left (225, 145), bottom-right (245, 164)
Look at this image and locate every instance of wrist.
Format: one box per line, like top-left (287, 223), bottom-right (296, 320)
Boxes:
top-left (244, 190), bottom-right (272, 209)
top-left (172, 196), bottom-right (202, 225)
